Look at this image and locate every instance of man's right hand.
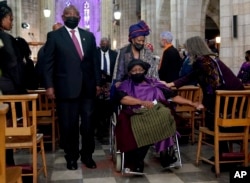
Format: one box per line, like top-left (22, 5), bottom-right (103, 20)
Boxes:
top-left (46, 87), bottom-right (55, 99)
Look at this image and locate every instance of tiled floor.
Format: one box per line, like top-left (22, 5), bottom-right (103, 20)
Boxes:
top-left (13, 136), bottom-right (232, 183)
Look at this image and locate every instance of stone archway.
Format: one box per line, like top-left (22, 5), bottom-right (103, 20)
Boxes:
top-left (205, 16), bottom-right (220, 40)
top-left (205, 0), bottom-right (220, 47)
top-left (206, 0), bottom-right (220, 28)
top-left (141, 0), bottom-right (170, 55)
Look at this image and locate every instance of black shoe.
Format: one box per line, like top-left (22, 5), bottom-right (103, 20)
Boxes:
top-left (81, 157), bottom-right (97, 169)
top-left (160, 148), bottom-right (178, 168)
top-left (160, 151), bottom-right (170, 167)
top-left (66, 160), bottom-right (78, 170)
top-left (134, 161), bottom-right (144, 173)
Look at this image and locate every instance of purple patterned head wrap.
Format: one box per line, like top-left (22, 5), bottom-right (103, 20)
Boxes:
top-left (128, 20), bottom-right (150, 42)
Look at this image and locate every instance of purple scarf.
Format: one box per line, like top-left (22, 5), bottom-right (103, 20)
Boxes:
top-left (118, 77), bottom-right (171, 106)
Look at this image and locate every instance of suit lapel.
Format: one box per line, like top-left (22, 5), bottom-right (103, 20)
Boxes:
top-left (78, 28), bottom-right (87, 58)
top-left (98, 49), bottom-right (102, 64)
top-left (109, 51), bottom-right (116, 74)
top-left (60, 27), bottom-right (80, 59)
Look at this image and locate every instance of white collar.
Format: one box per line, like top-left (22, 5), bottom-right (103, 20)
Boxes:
top-left (65, 26), bottom-right (78, 32)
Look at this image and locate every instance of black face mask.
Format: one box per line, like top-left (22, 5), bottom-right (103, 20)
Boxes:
top-left (245, 56), bottom-right (249, 61)
top-left (133, 43), bottom-right (144, 51)
top-left (64, 17), bottom-right (79, 29)
top-left (130, 73), bottom-right (145, 83)
top-left (101, 46), bottom-right (109, 52)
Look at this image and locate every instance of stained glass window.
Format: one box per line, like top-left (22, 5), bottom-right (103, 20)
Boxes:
top-left (83, 1), bottom-right (90, 29)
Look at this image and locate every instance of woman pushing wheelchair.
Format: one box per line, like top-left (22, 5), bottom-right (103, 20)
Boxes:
top-left (114, 59), bottom-right (203, 173)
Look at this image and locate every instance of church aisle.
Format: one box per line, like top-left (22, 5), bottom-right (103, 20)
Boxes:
top-left (14, 137), bottom-right (229, 183)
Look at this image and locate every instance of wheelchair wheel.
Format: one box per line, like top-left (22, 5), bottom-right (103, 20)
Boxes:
top-left (112, 134), bottom-right (118, 163)
top-left (109, 115), bottom-right (114, 154)
top-left (111, 113), bottom-right (118, 158)
top-left (115, 151), bottom-right (122, 172)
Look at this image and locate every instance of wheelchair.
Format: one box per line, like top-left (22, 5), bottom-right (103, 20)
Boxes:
top-left (109, 106), bottom-right (182, 175)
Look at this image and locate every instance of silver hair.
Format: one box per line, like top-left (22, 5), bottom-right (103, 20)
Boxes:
top-left (160, 31), bottom-right (173, 43)
top-left (185, 36), bottom-right (215, 62)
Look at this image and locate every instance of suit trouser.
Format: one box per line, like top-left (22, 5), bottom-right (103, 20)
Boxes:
top-left (57, 97), bottom-right (95, 161)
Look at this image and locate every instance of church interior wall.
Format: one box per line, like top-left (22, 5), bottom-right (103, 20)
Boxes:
top-left (3, 0), bottom-right (250, 74)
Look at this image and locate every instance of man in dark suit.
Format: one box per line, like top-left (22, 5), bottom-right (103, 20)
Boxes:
top-left (42, 5), bottom-right (101, 170)
top-left (97, 37), bottom-right (117, 83)
top-left (95, 37), bottom-right (117, 139)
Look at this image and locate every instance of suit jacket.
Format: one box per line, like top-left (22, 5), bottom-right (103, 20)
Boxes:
top-left (43, 26), bottom-right (101, 99)
top-left (35, 45), bottom-right (45, 87)
top-left (97, 48), bottom-right (117, 82)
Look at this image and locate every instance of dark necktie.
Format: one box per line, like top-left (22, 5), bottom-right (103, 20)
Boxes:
top-left (103, 53), bottom-right (107, 74)
top-left (70, 30), bottom-right (83, 59)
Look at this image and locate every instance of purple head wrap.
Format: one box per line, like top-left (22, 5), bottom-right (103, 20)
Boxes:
top-left (128, 20), bottom-right (150, 42)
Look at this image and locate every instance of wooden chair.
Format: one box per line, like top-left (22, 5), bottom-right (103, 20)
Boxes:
top-left (0, 94), bottom-right (47, 183)
top-left (27, 89), bottom-right (58, 152)
top-left (244, 85), bottom-right (250, 161)
top-left (0, 103), bottom-right (23, 183)
top-left (196, 90), bottom-right (250, 177)
top-left (244, 85), bottom-right (250, 90)
top-left (173, 85), bottom-right (205, 144)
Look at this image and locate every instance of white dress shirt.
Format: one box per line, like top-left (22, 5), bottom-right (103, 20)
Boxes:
top-left (101, 50), bottom-right (110, 75)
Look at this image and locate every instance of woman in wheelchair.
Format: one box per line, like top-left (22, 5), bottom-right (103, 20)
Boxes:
top-left (115, 59), bottom-right (203, 173)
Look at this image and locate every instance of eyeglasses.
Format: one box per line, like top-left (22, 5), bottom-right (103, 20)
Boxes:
top-left (130, 69), bottom-right (145, 74)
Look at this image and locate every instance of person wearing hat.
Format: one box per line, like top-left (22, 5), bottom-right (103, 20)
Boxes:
top-left (113, 20), bottom-right (158, 87)
top-left (115, 59), bottom-right (203, 173)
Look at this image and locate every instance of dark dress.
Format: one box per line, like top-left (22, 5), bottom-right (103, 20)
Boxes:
top-left (158, 46), bottom-right (182, 83)
top-left (0, 30), bottom-right (26, 94)
top-left (0, 30), bottom-right (27, 166)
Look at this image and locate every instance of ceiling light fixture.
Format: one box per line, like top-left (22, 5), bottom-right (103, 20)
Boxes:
top-left (43, 9), bottom-right (51, 17)
top-left (43, 0), bottom-right (51, 18)
top-left (114, 4), bottom-right (121, 20)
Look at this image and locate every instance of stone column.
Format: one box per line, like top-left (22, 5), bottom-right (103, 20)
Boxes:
top-left (118, 0), bottom-right (138, 49)
top-left (100, 0), bottom-right (113, 48)
top-left (141, 0), bottom-right (170, 55)
top-left (171, 0), bottom-right (187, 47)
top-left (40, 0), bottom-right (56, 42)
top-left (171, 0), bottom-right (207, 48)
top-left (7, 0), bottom-right (21, 37)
